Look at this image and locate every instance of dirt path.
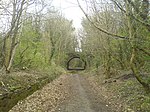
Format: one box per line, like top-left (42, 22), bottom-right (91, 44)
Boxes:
top-left (9, 74), bottom-right (113, 112)
top-left (55, 74), bottom-right (111, 112)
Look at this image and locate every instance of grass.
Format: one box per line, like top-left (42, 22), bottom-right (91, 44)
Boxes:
top-left (0, 65), bottom-right (66, 112)
top-left (83, 68), bottom-right (150, 112)
top-left (107, 77), bottom-right (150, 112)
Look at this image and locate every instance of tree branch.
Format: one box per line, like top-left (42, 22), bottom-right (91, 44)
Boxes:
top-left (77, 0), bottom-right (128, 40)
top-left (136, 47), bottom-right (150, 56)
top-left (111, 0), bottom-right (150, 31)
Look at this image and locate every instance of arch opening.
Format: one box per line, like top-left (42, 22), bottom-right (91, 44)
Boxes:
top-left (67, 57), bottom-right (86, 70)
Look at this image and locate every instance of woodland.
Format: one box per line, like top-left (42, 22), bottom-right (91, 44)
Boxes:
top-left (0, 0), bottom-right (150, 111)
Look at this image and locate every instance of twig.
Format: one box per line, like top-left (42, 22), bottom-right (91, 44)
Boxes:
top-left (76, 0), bottom-right (128, 39)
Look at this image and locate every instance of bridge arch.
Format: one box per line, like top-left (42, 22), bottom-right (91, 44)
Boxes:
top-left (67, 56), bottom-right (86, 70)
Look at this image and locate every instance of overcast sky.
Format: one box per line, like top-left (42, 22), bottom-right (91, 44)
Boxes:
top-left (0, 0), bottom-right (85, 32)
top-left (51, 0), bottom-right (85, 29)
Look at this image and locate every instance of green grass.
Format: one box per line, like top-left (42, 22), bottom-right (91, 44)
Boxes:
top-left (84, 67), bottom-right (150, 112)
top-left (109, 78), bottom-right (150, 112)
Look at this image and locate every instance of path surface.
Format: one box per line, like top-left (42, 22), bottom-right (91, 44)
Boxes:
top-left (55, 74), bottom-right (111, 112)
top-left (10, 74), bottom-right (112, 112)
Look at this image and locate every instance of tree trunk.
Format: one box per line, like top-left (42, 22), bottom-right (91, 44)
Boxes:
top-left (125, 0), bottom-right (150, 91)
top-left (6, 42), bottom-right (19, 72)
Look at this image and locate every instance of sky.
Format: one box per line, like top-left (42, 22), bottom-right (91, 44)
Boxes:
top-left (51, 0), bottom-right (85, 29)
top-left (0, 0), bottom-right (85, 32)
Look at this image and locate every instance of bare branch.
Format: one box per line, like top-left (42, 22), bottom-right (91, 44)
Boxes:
top-left (111, 0), bottom-right (150, 31)
top-left (77, 0), bottom-right (128, 39)
top-left (136, 47), bottom-right (150, 56)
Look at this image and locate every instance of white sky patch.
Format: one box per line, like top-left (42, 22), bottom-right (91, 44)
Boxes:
top-left (0, 0), bottom-right (85, 32)
top-left (51, 0), bottom-right (85, 29)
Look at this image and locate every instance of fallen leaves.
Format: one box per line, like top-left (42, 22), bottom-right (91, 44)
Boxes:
top-left (9, 75), bottom-right (71, 112)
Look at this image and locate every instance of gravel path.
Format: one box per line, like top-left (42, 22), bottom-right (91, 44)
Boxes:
top-left (55, 74), bottom-right (112, 112)
top-left (9, 74), bottom-right (113, 112)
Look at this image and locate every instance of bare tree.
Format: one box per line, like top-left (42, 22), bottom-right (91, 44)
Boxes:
top-left (1, 0), bottom-right (27, 72)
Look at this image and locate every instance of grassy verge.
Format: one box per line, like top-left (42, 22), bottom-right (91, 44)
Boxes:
top-left (109, 78), bottom-right (150, 112)
top-left (83, 69), bottom-right (150, 112)
top-left (0, 65), bottom-right (66, 112)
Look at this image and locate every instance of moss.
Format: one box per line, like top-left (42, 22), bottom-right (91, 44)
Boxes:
top-left (109, 78), bottom-right (150, 112)
top-left (0, 66), bottom-right (65, 112)
top-left (141, 102), bottom-right (150, 111)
